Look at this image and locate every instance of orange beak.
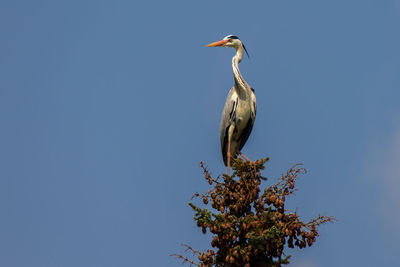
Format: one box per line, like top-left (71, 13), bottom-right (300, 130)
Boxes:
top-left (206, 39), bottom-right (229, 47)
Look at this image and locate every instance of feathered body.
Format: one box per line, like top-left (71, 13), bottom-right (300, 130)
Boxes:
top-left (220, 84), bottom-right (256, 166)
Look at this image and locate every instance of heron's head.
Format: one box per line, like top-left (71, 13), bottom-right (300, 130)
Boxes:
top-left (206, 35), bottom-right (249, 58)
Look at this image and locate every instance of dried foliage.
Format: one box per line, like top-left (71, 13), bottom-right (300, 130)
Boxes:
top-left (172, 157), bottom-right (335, 266)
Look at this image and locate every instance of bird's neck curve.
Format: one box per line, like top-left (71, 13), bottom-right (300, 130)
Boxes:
top-left (232, 45), bottom-right (248, 98)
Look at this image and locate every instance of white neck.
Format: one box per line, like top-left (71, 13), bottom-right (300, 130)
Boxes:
top-left (232, 45), bottom-right (248, 98)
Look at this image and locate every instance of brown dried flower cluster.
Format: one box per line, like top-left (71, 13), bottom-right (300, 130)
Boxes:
top-left (172, 157), bottom-right (335, 267)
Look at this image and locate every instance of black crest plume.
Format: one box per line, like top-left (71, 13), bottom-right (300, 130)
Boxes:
top-left (242, 43), bottom-right (250, 59)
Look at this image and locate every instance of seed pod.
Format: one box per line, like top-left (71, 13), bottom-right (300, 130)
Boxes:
top-left (233, 250), bottom-right (238, 258)
top-left (211, 200), bottom-right (216, 209)
top-left (289, 181), bottom-right (295, 189)
top-left (225, 255), bottom-right (230, 262)
top-left (285, 228), bottom-right (289, 236)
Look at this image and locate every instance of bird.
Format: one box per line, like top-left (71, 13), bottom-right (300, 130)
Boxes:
top-left (207, 35), bottom-right (256, 175)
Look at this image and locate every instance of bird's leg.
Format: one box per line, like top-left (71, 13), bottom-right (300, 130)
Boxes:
top-left (238, 151), bottom-right (259, 177)
top-left (227, 139), bottom-right (231, 176)
top-left (226, 126), bottom-right (235, 176)
top-left (238, 152), bottom-right (253, 163)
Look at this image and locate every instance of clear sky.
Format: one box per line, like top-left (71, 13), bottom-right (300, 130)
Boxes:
top-left (1, 1), bottom-right (399, 266)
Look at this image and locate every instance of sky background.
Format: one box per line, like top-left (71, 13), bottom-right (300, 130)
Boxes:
top-left (1, 1), bottom-right (400, 266)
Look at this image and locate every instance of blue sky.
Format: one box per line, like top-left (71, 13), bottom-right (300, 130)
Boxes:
top-left (1, 1), bottom-right (400, 266)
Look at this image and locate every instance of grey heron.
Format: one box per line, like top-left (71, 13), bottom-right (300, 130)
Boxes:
top-left (207, 35), bottom-right (256, 175)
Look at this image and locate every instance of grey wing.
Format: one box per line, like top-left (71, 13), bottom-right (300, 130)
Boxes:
top-left (220, 87), bottom-right (238, 166)
top-left (237, 89), bottom-right (257, 152)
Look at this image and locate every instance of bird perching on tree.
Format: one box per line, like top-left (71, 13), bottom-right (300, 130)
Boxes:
top-left (207, 35), bottom-right (256, 175)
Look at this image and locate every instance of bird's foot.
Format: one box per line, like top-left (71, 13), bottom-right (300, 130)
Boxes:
top-left (238, 152), bottom-right (260, 177)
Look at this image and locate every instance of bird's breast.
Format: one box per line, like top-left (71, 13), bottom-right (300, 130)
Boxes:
top-left (234, 102), bottom-right (252, 133)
